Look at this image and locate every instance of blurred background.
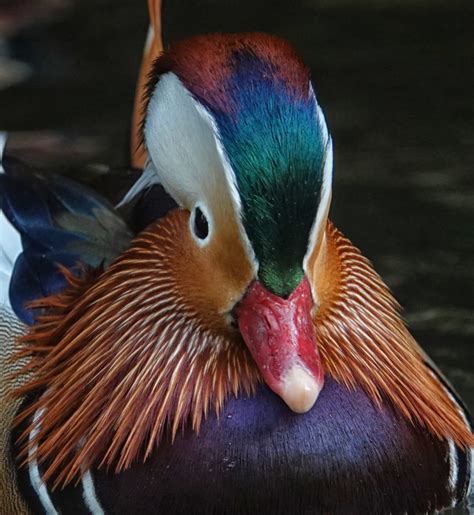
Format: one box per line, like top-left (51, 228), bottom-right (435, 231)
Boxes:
top-left (0, 0), bottom-right (473, 427)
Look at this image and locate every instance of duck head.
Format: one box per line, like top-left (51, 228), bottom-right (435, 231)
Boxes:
top-left (141, 33), bottom-right (332, 414)
top-left (14, 33), bottom-right (473, 488)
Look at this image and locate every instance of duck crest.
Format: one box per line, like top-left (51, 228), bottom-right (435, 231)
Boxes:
top-left (144, 33), bottom-right (311, 114)
top-left (144, 33), bottom-right (330, 297)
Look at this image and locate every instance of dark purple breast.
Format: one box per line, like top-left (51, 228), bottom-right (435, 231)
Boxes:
top-left (15, 377), bottom-right (470, 514)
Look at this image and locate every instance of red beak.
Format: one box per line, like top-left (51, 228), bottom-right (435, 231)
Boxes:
top-left (235, 277), bottom-right (324, 413)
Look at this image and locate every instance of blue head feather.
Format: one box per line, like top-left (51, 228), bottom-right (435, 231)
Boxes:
top-left (205, 51), bottom-right (328, 296)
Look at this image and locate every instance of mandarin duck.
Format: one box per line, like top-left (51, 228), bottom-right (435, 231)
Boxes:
top-left (0, 32), bottom-right (473, 515)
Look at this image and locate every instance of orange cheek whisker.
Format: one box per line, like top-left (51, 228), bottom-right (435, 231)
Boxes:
top-left (311, 221), bottom-right (474, 450)
top-left (11, 210), bottom-right (258, 488)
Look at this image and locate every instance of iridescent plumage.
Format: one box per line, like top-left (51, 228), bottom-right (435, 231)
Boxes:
top-left (0, 27), bottom-right (472, 515)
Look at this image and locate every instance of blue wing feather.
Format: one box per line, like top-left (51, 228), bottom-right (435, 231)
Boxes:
top-left (0, 156), bottom-right (133, 324)
top-left (9, 252), bottom-right (79, 325)
top-left (0, 174), bottom-right (57, 233)
top-left (44, 173), bottom-right (110, 219)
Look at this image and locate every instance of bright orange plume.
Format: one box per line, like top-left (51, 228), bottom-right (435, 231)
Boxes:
top-left (12, 210), bottom-right (258, 488)
top-left (311, 222), bottom-right (473, 449)
top-left (11, 216), bottom-right (473, 490)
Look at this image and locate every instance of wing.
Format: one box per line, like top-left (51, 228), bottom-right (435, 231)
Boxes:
top-left (0, 155), bottom-right (133, 325)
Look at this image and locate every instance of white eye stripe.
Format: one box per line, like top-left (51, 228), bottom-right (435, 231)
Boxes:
top-left (303, 82), bottom-right (333, 282)
top-left (144, 73), bottom-right (231, 211)
top-left (303, 136), bottom-right (333, 287)
top-left (144, 72), bottom-right (257, 270)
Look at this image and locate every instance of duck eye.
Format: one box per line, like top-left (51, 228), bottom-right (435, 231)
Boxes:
top-left (193, 207), bottom-right (209, 240)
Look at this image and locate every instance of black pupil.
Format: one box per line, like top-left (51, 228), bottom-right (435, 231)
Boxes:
top-left (194, 207), bottom-right (209, 239)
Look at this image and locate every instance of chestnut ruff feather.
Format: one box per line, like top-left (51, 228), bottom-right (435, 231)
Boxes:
top-left (11, 216), bottom-right (473, 488)
top-left (311, 223), bottom-right (473, 449)
top-left (12, 210), bottom-right (258, 488)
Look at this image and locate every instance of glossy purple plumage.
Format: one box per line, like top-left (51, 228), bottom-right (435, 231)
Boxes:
top-left (15, 377), bottom-right (470, 514)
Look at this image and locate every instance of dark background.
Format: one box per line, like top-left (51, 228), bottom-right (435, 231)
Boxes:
top-left (1, 0), bottom-right (473, 426)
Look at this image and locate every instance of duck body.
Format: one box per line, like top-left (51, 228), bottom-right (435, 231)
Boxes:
top-left (1, 31), bottom-right (473, 514)
top-left (12, 378), bottom-right (471, 514)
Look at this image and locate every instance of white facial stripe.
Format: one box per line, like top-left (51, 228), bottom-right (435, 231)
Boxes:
top-left (145, 73), bottom-right (222, 208)
top-left (303, 137), bottom-right (333, 276)
top-left (144, 72), bottom-right (257, 270)
top-left (309, 82), bottom-right (330, 146)
top-left (81, 469), bottom-right (105, 514)
top-left (302, 83), bottom-right (333, 282)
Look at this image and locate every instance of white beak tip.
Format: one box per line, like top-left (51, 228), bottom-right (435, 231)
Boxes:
top-left (280, 365), bottom-right (323, 414)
